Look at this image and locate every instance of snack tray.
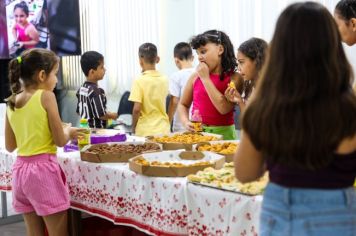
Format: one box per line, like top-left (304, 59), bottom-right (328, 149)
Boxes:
top-left (188, 181), bottom-right (258, 196)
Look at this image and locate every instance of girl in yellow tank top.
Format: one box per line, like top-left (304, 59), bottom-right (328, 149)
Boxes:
top-left (5, 48), bottom-right (81, 236)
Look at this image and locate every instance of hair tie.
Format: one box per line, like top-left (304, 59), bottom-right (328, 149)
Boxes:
top-left (216, 30), bottom-right (221, 44)
top-left (16, 56), bottom-right (22, 64)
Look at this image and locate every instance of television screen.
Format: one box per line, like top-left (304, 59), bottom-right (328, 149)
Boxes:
top-left (0, 0), bottom-right (81, 59)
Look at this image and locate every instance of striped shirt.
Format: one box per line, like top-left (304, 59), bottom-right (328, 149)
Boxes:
top-left (76, 81), bottom-right (107, 128)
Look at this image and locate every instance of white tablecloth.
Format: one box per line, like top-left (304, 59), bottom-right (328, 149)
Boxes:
top-left (58, 150), bottom-right (188, 236)
top-left (186, 183), bottom-right (261, 236)
top-left (0, 136), bottom-right (15, 191)
top-left (0, 136), bottom-right (262, 236)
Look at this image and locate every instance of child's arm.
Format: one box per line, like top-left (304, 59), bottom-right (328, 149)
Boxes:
top-left (12, 26), bottom-right (17, 41)
top-left (99, 112), bottom-right (118, 120)
top-left (42, 91), bottom-right (77, 146)
top-left (168, 74), bottom-right (180, 124)
top-left (178, 74), bottom-right (196, 131)
top-left (132, 102), bottom-right (142, 134)
top-left (234, 130), bottom-right (265, 183)
top-left (168, 95), bottom-right (179, 124)
top-left (5, 112), bottom-right (17, 152)
top-left (197, 62), bottom-right (235, 115)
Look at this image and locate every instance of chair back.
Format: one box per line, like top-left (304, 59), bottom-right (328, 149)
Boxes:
top-left (118, 91), bottom-right (134, 115)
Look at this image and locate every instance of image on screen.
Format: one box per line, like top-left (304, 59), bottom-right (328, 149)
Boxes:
top-left (0, 0), bottom-right (81, 59)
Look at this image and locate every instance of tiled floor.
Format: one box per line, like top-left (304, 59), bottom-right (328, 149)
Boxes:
top-left (0, 221), bottom-right (26, 236)
top-left (0, 192), bottom-right (26, 236)
top-left (1, 192), bottom-right (17, 216)
top-left (0, 193), bottom-right (151, 236)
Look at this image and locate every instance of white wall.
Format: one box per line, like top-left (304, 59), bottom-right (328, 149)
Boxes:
top-left (193, 0), bottom-right (356, 76)
top-left (59, 0), bottom-right (356, 124)
top-left (155, 0), bottom-right (356, 77)
top-left (158, 0), bottom-right (195, 76)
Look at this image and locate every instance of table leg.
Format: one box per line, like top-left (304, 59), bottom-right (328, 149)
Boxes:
top-left (68, 209), bottom-right (82, 236)
top-left (0, 192), bottom-right (23, 225)
top-left (1, 192), bottom-right (7, 218)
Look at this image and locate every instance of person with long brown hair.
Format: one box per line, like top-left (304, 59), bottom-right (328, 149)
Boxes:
top-left (234, 2), bottom-right (356, 235)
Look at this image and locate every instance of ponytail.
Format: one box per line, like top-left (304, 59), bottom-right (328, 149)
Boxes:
top-left (6, 58), bottom-right (22, 110)
top-left (5, 48), bottom-right (59, 110)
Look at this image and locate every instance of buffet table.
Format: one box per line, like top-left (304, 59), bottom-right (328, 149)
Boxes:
top-left (59, 150), bottom-right (188, 236)
top-left (0, 136), bottom-right (262, 236)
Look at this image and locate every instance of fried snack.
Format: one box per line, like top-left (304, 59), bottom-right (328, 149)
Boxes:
top-left (134, 157), bottom-right (212, 168)
top-left (151, 133), bottom-right (218, 144)
top-left (228, 81), bottom-right (236, 89)
top-left (134, 156), bottom-right (150, 166)
top-left (86, 143), bottom-right (160, 154)
top-left (224, 162), bottom-right (234, 168)
top-left (188, 163), bottom-right (268, 195)
top-left (197, 142), bottom-right (238, 155)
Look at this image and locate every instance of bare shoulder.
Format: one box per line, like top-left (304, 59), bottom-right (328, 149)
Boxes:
top-left (188, 72), bottom-right (198, 84)
top-left (27, 24), bottom-right (37, 31)
top-left (41, 90), bottom-right (56, 109)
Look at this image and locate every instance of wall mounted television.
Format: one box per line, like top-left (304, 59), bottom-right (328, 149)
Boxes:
top-left (0, 0), bottom-right (81, 59)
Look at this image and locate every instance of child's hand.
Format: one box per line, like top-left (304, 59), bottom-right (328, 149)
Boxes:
top-left (71, 127), bottom-right (92, 140)
top-left (196, 62), bottom-right (210, 80)
top-left (109, 112), bottom-right (118, 120)
top-left (183, 120), bottom-right (195, 132)
top-left (63, 126), bottom-right (84, 140)
top-left (225, 87), bottom-right (243, 105)
top-left (62, 122), bottom-right (71, 129)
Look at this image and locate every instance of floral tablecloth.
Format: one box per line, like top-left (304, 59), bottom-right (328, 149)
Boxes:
top-left (186, 183), bottom-right (262, 236)
top-left (0, 136), bottom-right (262, 236)
top-left (0, 137), bottom-right (15, 191)
top-left (58, 150), bottom-right (188, 236)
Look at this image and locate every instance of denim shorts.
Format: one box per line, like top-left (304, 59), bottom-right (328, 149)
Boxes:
top-left (260, 182), bottom-right (356, 236)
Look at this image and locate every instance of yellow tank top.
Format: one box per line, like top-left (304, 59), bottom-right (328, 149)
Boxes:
top-left (7, 90), bottom-right (56, 156)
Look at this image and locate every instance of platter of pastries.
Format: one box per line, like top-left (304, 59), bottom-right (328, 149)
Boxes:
top-left (80, 142), bottom-right (161, 163)
top-left (129, 150), bottom-right (225, 177)
top-left (150, 132), bottom-right (220, 144)
top-left (194, 141), bottom-right (239, 162)
top-left (187, 162), bottom-right (268, 195)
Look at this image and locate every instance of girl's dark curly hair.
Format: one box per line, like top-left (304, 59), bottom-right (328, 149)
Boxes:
top-left (190, 30), bottom-right (237, 81)
top-left (238, 37), bottom-right (268, 100)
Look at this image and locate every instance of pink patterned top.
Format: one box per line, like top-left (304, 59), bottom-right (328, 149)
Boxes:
top-left (192, 74), bottom-right (234, 126)
top-left (15, 23), bottom-right (35, 49)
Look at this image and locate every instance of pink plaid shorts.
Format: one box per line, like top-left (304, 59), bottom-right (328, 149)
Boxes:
top-left (12, 153), bottom-right (70, 216)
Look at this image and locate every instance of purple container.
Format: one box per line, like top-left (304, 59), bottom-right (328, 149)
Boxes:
top-left (63, 141), bottom-right (79, 152)
top-left (63, 132), bottom-right (127, 152)
top-left (90, 133), bottom-right (127, 144)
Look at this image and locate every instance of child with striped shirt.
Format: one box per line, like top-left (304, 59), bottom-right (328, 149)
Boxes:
top-left (76, 51), bottom-right (118, 128)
